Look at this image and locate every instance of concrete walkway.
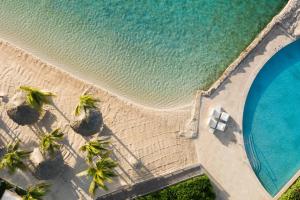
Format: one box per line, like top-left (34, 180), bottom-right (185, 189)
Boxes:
top-left (195, 1), bottom-right (300, 199)
top-left (97, 164), bottom-right (202, 200)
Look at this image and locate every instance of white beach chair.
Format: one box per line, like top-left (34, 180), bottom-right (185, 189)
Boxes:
top-left (212, 106), bottom-right (222, 119)
top-left (216, 121), bottom-right (227, 132)
top-left (208, 118), bottom-right (218, 133)
top-left (208, 118), bottom-right (217, 129)
top-left (220, 112), bottom-right (230, 122)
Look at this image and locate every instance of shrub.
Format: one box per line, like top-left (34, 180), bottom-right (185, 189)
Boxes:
top-left (136, 175), bottom-right (215, 200)
top-left (280, 178), bottom-right (300, 200)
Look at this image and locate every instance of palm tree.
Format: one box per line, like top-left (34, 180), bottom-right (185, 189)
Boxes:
top-left (75, 95), bottom-right (99, 116)
top-left (22, 182), bottom-right (50, 200)
top-left (40, 128), bottom-right (63, 158)
top-left (19, 86), bottom-right (55, 111)
top-left (30, 128), bottom-right (64, 180)
top-left (71, 94), bottom-right (103, 136)
top-left (0, 140), bottom-right (32, 174)
top-left (7, 86), bottom-right (55, 125)
top-left (80, 139), bottom-right (111, 163)
top-left (77, 157), bottom-right (117, 195)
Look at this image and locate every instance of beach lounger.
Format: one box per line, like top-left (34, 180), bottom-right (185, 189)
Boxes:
top-left (212, 106), bottom-right (222, 119)
top-left (208, 118), bottom-right (218, 133)
top-left (220, 112), bottom-right (230, 122)
top-left (216, 121), bottom-right (227, 132)
top-left (208, 118), bottom-right (218, 129)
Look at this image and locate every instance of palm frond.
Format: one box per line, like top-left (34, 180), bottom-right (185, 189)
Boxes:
top-left (80, 139), bottom-right (111, 163)
top-left (0, 141), bottom-right (32, 174)
top-left (20, 86), bottom-right (55, 111)
top-left (81, 157), bottom-right (117, 195)
top-left (40, 128), bottom-right (63, 157)
top-left (75, 95), bottom-right (99, 116)
top-left (89, 180), bottom-right (98, 195)
top-left (22, 182), bottom-right (50, 200)
top-left (76, 170), bottom-right (88, 177)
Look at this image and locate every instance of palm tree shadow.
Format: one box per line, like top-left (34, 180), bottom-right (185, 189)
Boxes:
top-left (48, 99), bottom-right (70, 123)
top-left (36, 110), bottom-right (57, 133)
top-left (56, 156), bottom-right (92, 200)
top-left (46, 163), bottom-right (90, 200)
top-left (101, 125), bottom-right (154, 183)
top-left (0, 117), bottom-right (15, 142)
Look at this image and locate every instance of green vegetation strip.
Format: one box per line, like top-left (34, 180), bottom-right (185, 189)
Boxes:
top-left (135, 175), bottom-right (215, 200)
top-left (280, 178), bottom-right (300, 200)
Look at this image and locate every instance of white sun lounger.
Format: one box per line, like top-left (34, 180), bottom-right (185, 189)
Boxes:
top-left (212, 107), bottom-right (222, 119)
top-left (208, 118), bottom-right (218, 129)
top-left (220, 112), bottom-right (230, 122)
top-left (208, 118), bottom-right (218, 133)
top-left (216, 122), bottom-right (227, 132)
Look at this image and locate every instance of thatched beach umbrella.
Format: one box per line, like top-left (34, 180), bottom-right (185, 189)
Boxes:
top-left (0, 140), bottom-right (32, 174)
top-left (30, 128), bottom-right (64, 180)
top-left (7, 86), bottom-right (55, 126)
top-left (30, 148), bottom-right (64, 180)
top-left (71, 95), bottom-right (103, 136)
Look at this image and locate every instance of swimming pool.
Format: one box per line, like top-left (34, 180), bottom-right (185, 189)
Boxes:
top-left (0, 0), bottom-right (287, 108)
top-left (243, 39), bottom-right (300, 196)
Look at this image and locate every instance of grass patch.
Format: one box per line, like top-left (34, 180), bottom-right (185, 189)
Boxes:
top-left (135, 175), bottom-right (215, 200)
top-left (280, 178), bottom-right (300, 200)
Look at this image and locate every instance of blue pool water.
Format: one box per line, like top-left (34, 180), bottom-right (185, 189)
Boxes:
top-left (0, 0), bottom-right (287, 108)
top-left (243, 40), bottom-right (300, 196)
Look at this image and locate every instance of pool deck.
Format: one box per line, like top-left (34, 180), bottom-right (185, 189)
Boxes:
top-left (194, 0), bottom-right (300, 199)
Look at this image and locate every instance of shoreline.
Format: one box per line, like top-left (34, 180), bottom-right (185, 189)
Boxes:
top-left (0, 1), bottom-right (288, 112)
top-left (0, 36), bottom-right (193, 112)
top-left (0, 36), bottom-right (197, 199)
top-left (200, 0), bottom-right (294, 97)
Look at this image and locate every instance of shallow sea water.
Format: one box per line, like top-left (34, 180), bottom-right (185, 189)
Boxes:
top-left (0, 0), bottom-right (287, 108)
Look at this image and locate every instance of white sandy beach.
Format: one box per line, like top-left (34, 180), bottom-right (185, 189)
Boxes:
top-left (0, 40), bottom-right (197, 199)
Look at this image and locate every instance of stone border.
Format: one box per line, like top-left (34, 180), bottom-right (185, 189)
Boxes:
top-left (186, 0), bottom-right (298, 140)
top-left (201, 0), bottom-right (298, 97)
top-left (274, 169), bottom-right (300, 199)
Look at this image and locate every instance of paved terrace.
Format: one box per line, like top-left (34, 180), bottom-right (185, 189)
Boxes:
top-left (195, 1), bottom-right (300, 199)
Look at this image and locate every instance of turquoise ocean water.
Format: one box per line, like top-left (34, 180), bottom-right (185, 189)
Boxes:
top-left (0, 0), bottom-right (287, 108)
top-left (243, 40), bottom-right (300, 196)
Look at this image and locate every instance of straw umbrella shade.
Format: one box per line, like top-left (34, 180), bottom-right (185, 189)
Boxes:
top-left (30, 128), bottom-right (64, 180)
top-left (71, 95), bottom-right (103, 136)
top-left (6, 86), bottom-right (55, 126)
